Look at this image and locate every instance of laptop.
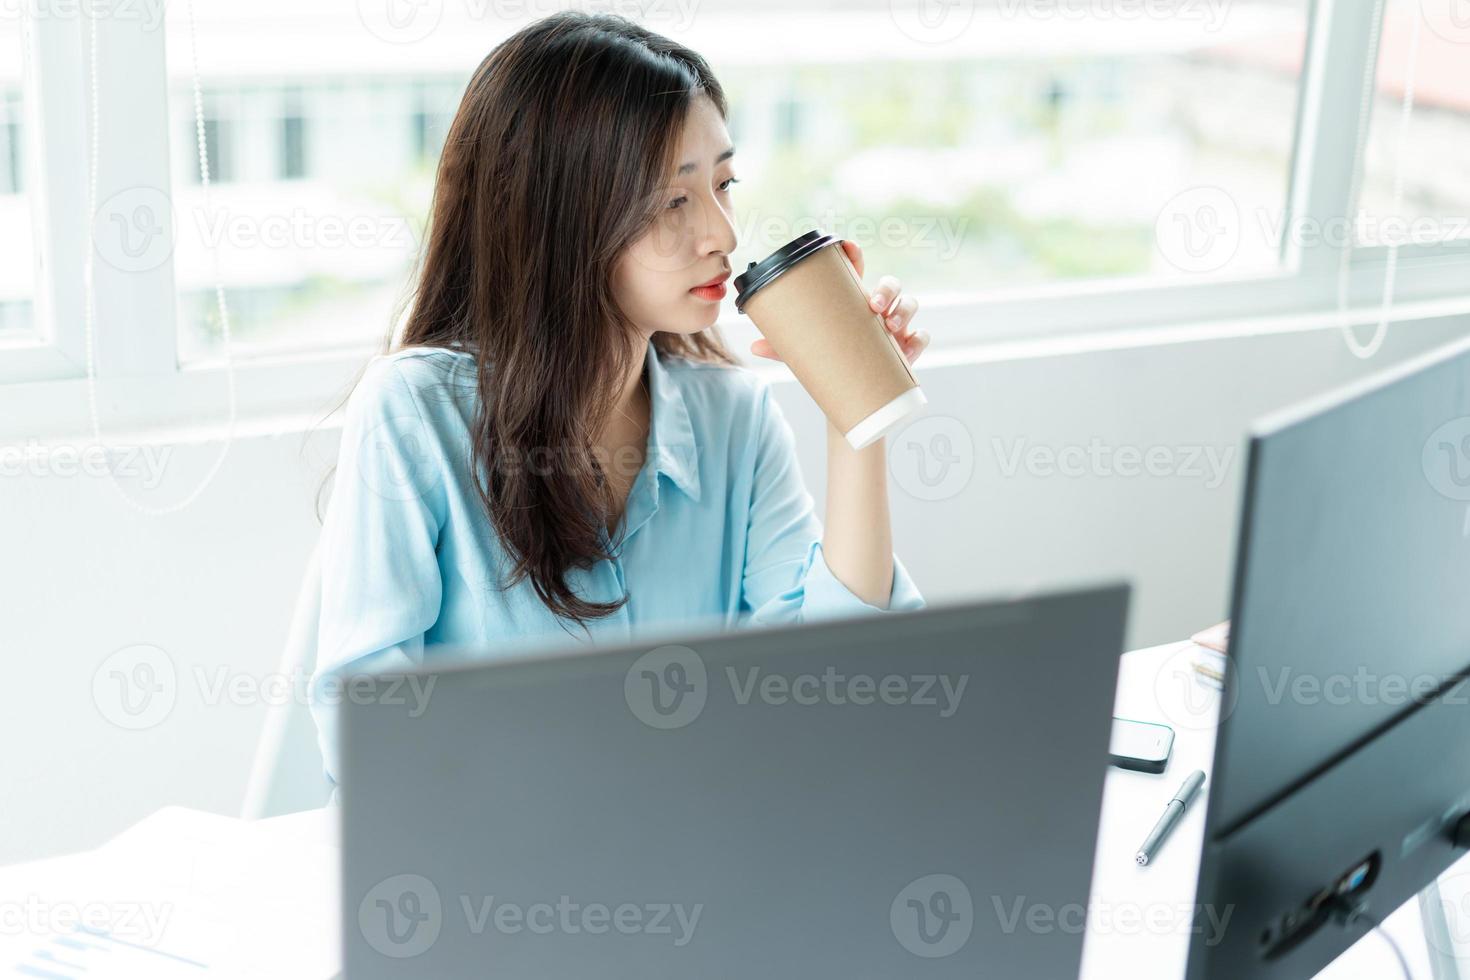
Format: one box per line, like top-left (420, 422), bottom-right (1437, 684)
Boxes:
top-left (339, 584), bottom-right (1129, 977)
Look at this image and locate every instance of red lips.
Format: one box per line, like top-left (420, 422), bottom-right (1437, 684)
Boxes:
top-left (691, 270), bottom-right (730, 290)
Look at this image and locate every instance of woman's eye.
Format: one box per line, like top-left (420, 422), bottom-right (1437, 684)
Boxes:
top-left (666, 177), bottom-right (738, 210)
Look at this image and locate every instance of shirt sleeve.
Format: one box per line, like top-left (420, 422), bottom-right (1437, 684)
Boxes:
top-left (309, 356), bottom-right (448, 788)
top-left (739, 383), bottom-right (926, 627)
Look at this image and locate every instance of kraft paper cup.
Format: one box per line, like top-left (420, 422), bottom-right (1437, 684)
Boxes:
top-left (734, 230), bottom-right (925, 450)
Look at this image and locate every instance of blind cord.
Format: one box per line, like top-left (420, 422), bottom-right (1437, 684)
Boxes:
top-left (82, 0), bottom-right (237, 517)
top-left (1335, 0), bottom-right (1423, 360)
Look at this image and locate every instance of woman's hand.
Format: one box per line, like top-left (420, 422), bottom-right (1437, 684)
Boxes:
top-left (749, 239), bottom-right (930, 366)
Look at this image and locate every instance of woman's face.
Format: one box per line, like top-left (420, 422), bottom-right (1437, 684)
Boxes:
top-left (614, 93), bottom-right (740, 339)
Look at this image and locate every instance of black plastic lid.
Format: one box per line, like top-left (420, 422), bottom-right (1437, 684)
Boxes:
top-left (732, 230), bottom-right (841, 313)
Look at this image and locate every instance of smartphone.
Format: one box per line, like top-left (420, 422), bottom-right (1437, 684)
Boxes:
top-left (1109, 717), bottom-right (1175, 773)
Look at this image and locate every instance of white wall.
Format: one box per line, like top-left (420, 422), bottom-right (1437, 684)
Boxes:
top-left (4, 312), bottom-right (1467, 864)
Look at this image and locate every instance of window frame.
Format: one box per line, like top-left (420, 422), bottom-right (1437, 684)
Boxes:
top-left (3, 0), bottom-right (1469, 444)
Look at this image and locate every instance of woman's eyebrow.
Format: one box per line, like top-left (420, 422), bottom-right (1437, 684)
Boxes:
top-left (676, 146), bottom-right (736, 176)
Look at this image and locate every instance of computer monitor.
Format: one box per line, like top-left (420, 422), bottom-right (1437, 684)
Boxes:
top-left (1187, 334), bottom-right (1470, 979)
top-left (338, 585), bottom-right (1128, 978)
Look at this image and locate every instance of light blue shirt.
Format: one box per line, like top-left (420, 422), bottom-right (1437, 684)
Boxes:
top-left (310, 340), bottom-right (925, 784)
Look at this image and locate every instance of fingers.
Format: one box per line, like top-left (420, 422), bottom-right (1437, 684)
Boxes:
top-left (868, 275), bottom-right (903, 317)
top-left (899, 328), bottom-right (931, 365)
top-left (750, 338), bottom-right (780, 361)
top-left (882, 293), bottom-right (919, 336)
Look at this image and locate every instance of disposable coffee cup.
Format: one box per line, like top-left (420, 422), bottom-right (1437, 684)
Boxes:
top-left (734, 230), bottom-right (926, 450)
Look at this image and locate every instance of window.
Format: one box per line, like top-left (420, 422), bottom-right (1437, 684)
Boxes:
top-left (281, 88), bottom-right (306, 180)
top-left (774, 87), bottom-right (800, 147)
top-left (157, 0), bottom-right (1317, 362)
top-left (3, 0), bottom-right (1468, 423)
top-left (1358, 3), bottom-right (1470, 247)
top-left (0, 17), bottom-right (33, 338)
top-left (194, 94), bottom-right (236, 185)
top-left (1, 90), bottom-right (20, 195)
top-left (709, 1), bottom-right (1311, 301)
top-left (166, 5), bottom-right (463, 362)
top-left (411, 81), bottom-right (457, 167)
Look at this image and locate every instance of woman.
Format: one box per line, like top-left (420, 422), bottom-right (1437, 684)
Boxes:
top-left (310, 11), bottom-right (930, 785)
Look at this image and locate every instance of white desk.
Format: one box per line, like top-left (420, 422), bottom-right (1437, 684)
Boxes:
top-left (1, 642), bottom-right (1451, 978)
top-left (1080, 639), bottom-right (1219, 980)
top-left (1083, 641), bottom-right (1445, 980)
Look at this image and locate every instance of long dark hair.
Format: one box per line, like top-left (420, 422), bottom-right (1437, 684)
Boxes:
top-left (331, 12), bottom-right (738, 631)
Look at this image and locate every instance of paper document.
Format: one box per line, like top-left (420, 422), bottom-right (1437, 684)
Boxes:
top-left (0, 807), bottom-right (339, 979)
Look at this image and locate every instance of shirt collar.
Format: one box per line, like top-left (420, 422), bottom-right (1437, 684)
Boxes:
top-left (643, 340), bottom-right (702, 503)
